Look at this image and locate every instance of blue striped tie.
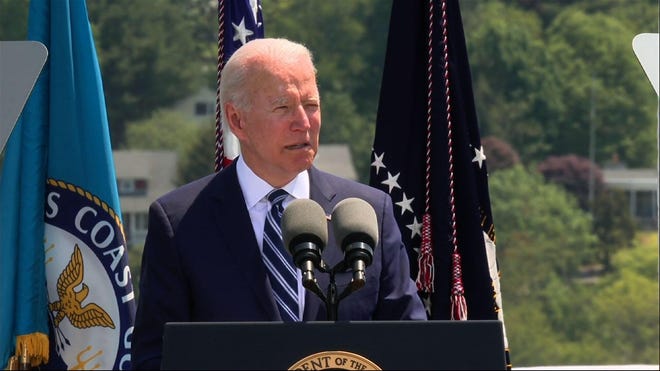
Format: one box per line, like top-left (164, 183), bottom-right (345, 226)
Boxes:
top-left (262, 189), bottom-right (300, 321)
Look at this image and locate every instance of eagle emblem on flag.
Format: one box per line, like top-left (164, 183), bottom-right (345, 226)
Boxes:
top-left (48, 244), bottom-right (115, 330)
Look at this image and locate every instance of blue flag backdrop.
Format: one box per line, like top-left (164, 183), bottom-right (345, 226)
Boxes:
top-left (0, 0), bottom-right (136, 369)
top-left (369, 0), bottom-right (510, 367)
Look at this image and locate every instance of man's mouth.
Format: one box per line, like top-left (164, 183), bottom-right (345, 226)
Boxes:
top-left (285, 143), bottom-right (310, 150)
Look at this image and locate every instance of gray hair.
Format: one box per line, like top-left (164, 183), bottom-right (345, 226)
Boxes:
top-left (218, 38), bottom-right (317, 131)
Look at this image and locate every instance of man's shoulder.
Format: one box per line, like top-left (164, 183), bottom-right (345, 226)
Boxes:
top-left (310, 167), bottom-right (389, 202)
top-left (157, 172), bottom-right (218, 205)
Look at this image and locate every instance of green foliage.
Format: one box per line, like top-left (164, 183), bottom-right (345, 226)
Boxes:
top-left (128, 244), bottom-right (144, 303)
top-left (591, 189), bottom-right (637, 270)
top-left (0, 0), bottom-right (28, 40)
top-left (466, 1), bottom-right (563, 161)
top-left (547, 8), bottom-right (658, 166)
top-left (124, 109), bottom-right (198, 154)
top-left (566, 0), bottom-right (659, 34)
top-left (537, 155), bottom-right (604, 211)
top-left (492, 167), bottom-right (659, 365)
top-left (586, 269), bottom-right (659, 364)
top-left (536, 155), bottom-right (638, 271)
top-left (319, 91), bottom-right (373, 182)
top-left (572, 235), bottom-right (660, 365)
top-left (481, 136), bottom-right (520, 172)
top-left (176, 123), bottom-right (216, 186)
top-left (490, 166), bottom-right (597, 291)
top-left (503, 301), bottom-right (567, 367)
top-left (611, 232), bottom-right (659, 280)
top-left (124, 109), bottom-right (214, 188)
top-left (466, 1), bottom-right (658, 167)
top-left (87, 0), bottom-right (209, 147)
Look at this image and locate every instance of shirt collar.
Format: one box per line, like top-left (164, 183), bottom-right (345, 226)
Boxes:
top-left (236, 156), bottom-right (310, 209)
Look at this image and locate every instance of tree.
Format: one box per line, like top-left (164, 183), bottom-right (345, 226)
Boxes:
top-left (537, 155), bottom-right (637, 269)
top-left (547, 8), bottom-right (657, 167)
top-left (87, 0), bottom-right (209, 147)
top-left (0, 0), bottom-right (28, 40)
top-left (318, 91), bottom-right (373, 182)
top-left (464, 1), bottom-right (658, 167)
top-left (488, 165), bottom-right (597, 300)
top-left (124, 109), bottom-right (198, 155)
top-left (487, 165), bottom-right (599, 365)
top-left (176, 123), bottom-right (216, 186)
top-left (481, 136), bottom-right (520, 172)
top-left (587, 269), bottom-right (659, 364)
top-left (464, 2), bottom-right (566, 162)
top-left (590, 189), bottom-right (637, 270)
top-left (537, 154), bottom-right (604, 211)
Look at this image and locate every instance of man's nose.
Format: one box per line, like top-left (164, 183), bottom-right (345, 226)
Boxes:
top-left (291, 105), bottom-right (311, 130)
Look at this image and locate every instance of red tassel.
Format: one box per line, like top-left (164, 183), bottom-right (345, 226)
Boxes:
top-left (416, 213), bottom-right (434, 293)
top-left (450, 251), bottom-right (468, 320)
top-left (221, 156), bottom-right (234, 169)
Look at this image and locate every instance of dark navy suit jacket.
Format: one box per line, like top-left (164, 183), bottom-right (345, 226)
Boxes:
top-left (131, 162), bottom-right (426, 369)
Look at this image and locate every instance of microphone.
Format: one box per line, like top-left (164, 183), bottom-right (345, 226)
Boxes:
top-left (330, 198), bottom-right (378, 289)
top-left (281, 198), bottom-right (328, 285)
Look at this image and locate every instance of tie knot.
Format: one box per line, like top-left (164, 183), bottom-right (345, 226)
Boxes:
top-left (267, 189), bottom-right (288, 205)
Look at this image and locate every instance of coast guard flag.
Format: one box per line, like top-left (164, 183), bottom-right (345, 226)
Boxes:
top-left (369, 0), bottom-right (510, 367)
top-left (215, 0), bottom-right (264, 170)
top-left (0, 1), bottom-right (136, 369)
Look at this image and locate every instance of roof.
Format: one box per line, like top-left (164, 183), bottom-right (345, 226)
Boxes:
top-left (113, 150), bottom-right (178, 213)
top-left (113, 144), bottom-right (358, 213)
top-left (602, 168), bottom-right (658, 191)
top-left (313, 144), bottom-right (358, 181)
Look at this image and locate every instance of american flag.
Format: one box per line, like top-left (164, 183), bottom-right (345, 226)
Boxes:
top-left (369, 0), bottom-right (510, 368)
top-left (215, 0), bottom-right (264, 171)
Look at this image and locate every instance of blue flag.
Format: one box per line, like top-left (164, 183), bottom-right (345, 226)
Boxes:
top-left (369, 0), bottom-right (510, 367)
top-left (0, 1), bottom-right (136, 369)
top-left (216, 0), bottom-right (265, 170)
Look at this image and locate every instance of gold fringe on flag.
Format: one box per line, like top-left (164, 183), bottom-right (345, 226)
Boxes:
top-left (6, 333), bottom-right (49, 370)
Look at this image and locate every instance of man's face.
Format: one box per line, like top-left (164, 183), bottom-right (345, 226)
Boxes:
top-left (227, 57), bottom-right (321, 187)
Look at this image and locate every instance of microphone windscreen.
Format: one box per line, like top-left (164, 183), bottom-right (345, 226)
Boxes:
top-left (331, 198), bottom-right (378, 248)
top-left (282, 198), bottom-right (328, 253)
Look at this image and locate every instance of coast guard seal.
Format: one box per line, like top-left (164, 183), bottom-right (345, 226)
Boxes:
top-left (44, 179), bottom-right (135, 370)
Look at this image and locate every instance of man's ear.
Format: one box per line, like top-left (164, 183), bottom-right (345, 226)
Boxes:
top-left (225, 103), bottom-right (245, 139)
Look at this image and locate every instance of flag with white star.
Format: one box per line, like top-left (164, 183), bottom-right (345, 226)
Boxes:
top-left (223, 0), bottom-right (264, 61)
top-left (370, 0), bottom-right (510, 367)
top-left (216, 0), bottom-right (264, 170)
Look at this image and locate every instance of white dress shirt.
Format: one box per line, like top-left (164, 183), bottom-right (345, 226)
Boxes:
top-left (235, 156), bottom-right (310, 318)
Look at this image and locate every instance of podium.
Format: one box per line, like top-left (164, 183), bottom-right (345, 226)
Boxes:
top-left (161, 320), bottom-right (507, 370)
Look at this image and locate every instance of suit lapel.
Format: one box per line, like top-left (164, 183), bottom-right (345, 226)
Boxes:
top-left (304, 168), bottom-right (348, 320)
top-left (209, 163), bottom-right (280, 320)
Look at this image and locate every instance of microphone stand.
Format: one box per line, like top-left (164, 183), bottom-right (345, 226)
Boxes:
top-left (302, 260), bottom-right (364, 321)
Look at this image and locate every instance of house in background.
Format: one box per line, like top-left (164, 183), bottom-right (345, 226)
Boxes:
top-left (171, 86), bottom-right (217, 126)
top-left (114, 145), bottom-right (358, 247)
top-left (602, 167), bottom-right (658, 229)
top-left (114, 150), bottom-right (178, 247)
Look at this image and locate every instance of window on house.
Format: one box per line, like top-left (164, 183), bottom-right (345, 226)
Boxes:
top-left (635, 190), bottom-right (657, 219)
top-left (117, 178), bottom-right (148, 196)
top-left (134, 212), bottom-right (149, 232)
top-left (195, 101), bottom-right (214, 116)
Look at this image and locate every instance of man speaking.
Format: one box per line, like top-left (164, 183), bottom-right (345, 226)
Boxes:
top-left (131, 38), bottom-right (426, 370)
